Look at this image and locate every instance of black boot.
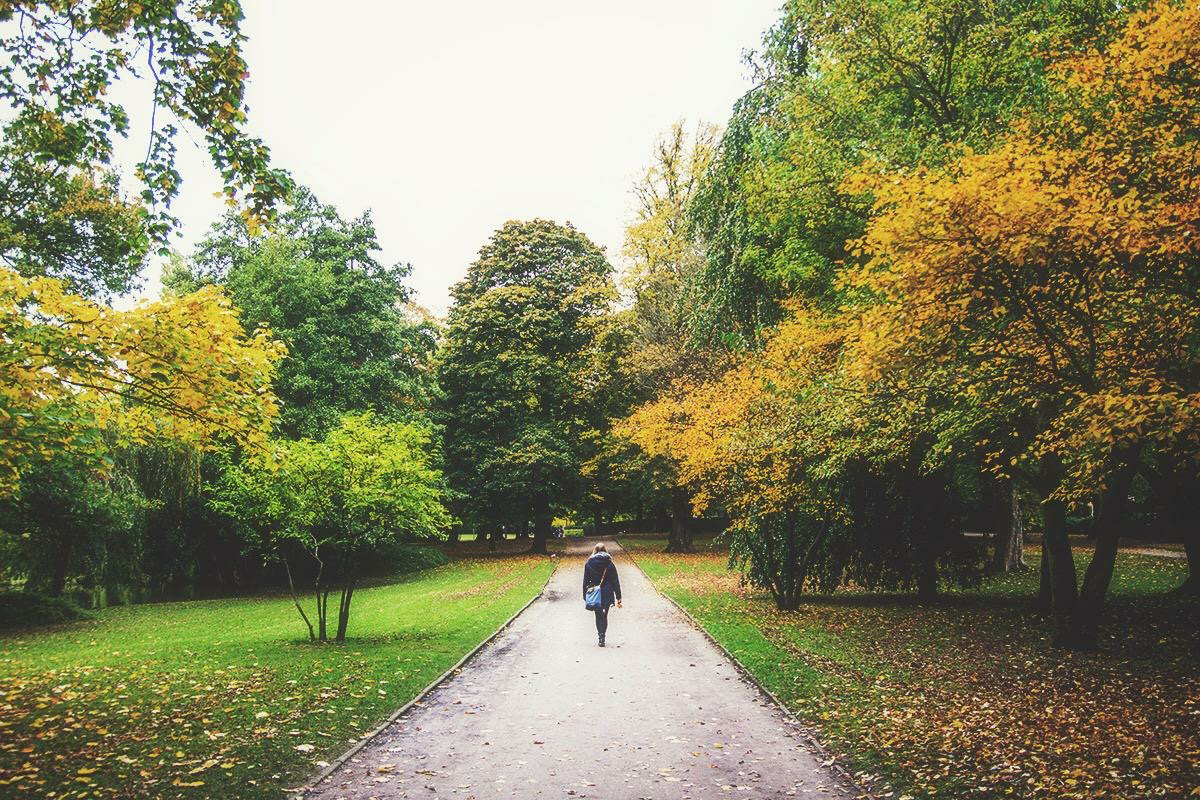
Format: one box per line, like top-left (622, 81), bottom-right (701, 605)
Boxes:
top-left (598, 635), bottom-right (605, 647)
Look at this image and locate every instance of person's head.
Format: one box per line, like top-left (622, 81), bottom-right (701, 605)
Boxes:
top-left (592, 543), bottom-right (607, 555)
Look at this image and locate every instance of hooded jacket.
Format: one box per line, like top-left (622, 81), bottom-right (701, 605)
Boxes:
top-left (582, 552), bottom-right (622, 609)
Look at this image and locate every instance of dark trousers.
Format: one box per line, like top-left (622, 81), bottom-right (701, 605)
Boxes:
top-left (594, 607), bottom-right (608, 638)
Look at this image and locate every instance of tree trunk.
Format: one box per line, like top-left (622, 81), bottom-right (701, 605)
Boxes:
top-left (335, 579), bottom-right (356, 642)
top-left (317, 589), bottom-right (330, 642)
top-left (475, 528), bottom-right (487, 542)
top-left (666, 489), bottom-right (694, 553)
top-left (1040, 496), bottom-right (1078, 645)
top-left (49, 536), bottom-right (72, 597)
top-left (991, 482), bottom-right (1027, 572)
top-left (516, 518), bottom-right (530, 539)
top-left (530, 505), bottom-right (550, 555)
top-left (1073, 456), bottom-right (1137, 647)
top-left (1038, 535), bottom-right (1052, 611)
top-left (489, 528), bottom-right (501, 552)
top-left (915, 557), bottom-right (939, 601)
top-left (283, 557), bottom-right (316, 642)
top-left (779, 513), bottom-right (807, 610)
top-left (912, 469), bottom-right (943, 602)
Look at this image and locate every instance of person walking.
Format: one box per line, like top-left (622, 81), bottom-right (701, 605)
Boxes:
top-left (582, 543), bottom-right (622, 646)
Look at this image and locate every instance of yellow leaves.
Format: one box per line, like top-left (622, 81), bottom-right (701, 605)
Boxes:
top-left (621, 304), bottom-right (861, 517)
top-left (821, 0), bottom-right (1200, 496)
top-left (0, 267), bottom-right (285, 495)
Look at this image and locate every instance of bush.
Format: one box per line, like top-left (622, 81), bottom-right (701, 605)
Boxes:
top-left (364, 544), bottom-right (449, 578)
top-left (0, 591), bottom-right (93, 630)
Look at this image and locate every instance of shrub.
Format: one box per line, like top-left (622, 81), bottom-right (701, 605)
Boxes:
top-left (0, 591), bottom-right (93, 630)
top-left (366, 544), bottom-right (449, 577)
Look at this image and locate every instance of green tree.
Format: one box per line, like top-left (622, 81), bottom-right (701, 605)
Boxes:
top-left (439, 220), bottom-right (615, 553)
top-left (169, 188), bottom-right (438, 439)
top-left (688, 0), bottom-right (1122, 343)
top-left (214, 414), bottom-right (451, 641)
top-left (0, 453), bottom-right (143, 602)
top-left (0, 149), bottom-right (149, 299)
top-left (0, 0), bottom-right (292, 251)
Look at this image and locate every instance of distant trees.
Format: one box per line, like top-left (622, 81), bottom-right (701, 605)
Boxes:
top-left (438, 220), bottom-right (615, 553)
top-left (0, 454), bottom-right (141, 602)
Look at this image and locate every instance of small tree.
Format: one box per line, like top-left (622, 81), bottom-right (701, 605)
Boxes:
top-left (215, 413), bottom-right (451, 641)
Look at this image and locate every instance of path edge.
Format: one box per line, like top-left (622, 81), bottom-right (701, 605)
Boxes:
top-left (293, 558), bottom-right (560, 795)
top-left (616, 539), bottom-right (872, 799)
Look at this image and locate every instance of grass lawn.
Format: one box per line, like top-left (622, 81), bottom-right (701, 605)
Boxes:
top-left (0, 554), bottom-right (554, 799)
top-left (622, 536), bottom-right (1199, 799)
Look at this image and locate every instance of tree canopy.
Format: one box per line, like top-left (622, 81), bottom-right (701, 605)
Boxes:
top-left (438, 219), bottom-right (615, 550)
top-left (169, 188), bottom-right (439, 439)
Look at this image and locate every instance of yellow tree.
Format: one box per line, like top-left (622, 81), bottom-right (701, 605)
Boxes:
top-left (0, 267), bottom-right (285, 495)
top-left (609, 121), bottom-right (722, 551)
top-left (843, 0), bottom-right (1200, 644)
top-left (622, 306), bottom-right (863, 606)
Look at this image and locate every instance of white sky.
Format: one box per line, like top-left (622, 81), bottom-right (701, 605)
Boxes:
top-left (122, 1), bottom-right (781, 314)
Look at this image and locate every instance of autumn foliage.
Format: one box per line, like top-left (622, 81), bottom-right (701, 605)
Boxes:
top-left (0, 267), bottom-right (285, 495)
top-left (623, 1), bottom-right (1200, 644)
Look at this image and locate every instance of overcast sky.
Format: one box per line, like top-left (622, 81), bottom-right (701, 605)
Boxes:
top-left (123, 1), bottom-right (781, 314)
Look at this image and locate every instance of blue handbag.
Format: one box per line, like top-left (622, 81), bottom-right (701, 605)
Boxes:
top-left (584, 565), bottom-right (608, 611)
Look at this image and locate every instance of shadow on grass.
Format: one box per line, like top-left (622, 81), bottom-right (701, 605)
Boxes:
top-left (285, 629), bottom-right (443, 648)
top-left (444, 541), bottom-right (547, 558)
top-left (789, 591), bottom-right (1041, 611)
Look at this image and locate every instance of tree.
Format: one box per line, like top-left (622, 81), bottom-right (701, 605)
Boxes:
top-left (686, 0), bottom-right (1122, 343)
top-left (214, 414), bottom-right (451, 641)
top-left (0, 453), bottom-right (142, 601)
top-left (438, 220), bottom-right (614, 553)
top-left (843, 0), bottom-right (1200, 645)
top-left (0, 1), bottom-right (292, 252)
top-left (623, 120), bottom-right (719, 395)
top-left (168, 188), bottom-right (439, 439)
top-left (0, 268), bottom-right (285, 497)
top-left (620, 307), bottom-right (982, 606)
top-left (611, 122), bottom-right (726, 551)
top-left (0, 149), bottom-right (149, 299)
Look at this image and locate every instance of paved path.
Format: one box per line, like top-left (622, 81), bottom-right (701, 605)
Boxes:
top-left (307, 541), bottom-right (855, 800)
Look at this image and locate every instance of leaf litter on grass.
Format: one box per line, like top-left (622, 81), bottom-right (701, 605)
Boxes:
top-left (637, 546), bottom-right (1199, 799)
top-left (0, 556), bottom-right (553, 799)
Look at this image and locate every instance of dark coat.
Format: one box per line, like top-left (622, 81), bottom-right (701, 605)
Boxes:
top-left (582, 552), bottom-right (621, 609)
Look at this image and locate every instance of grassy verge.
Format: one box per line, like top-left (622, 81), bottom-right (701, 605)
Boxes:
top-left (623, 536), bottom-right (1198, 799)
top-left (0, 554), bottom-right (553, 799)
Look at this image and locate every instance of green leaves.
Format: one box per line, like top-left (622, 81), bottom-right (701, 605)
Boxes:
top-left (0, 0), bottom-right (292, 260)
top-left (177, 188), bottom-right (439, 441)
top-left (214, 413), bottom-right (452, 637)
top-left (438, 220), bottom-right (615, 532)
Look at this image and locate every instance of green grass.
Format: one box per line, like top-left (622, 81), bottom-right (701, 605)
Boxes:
top-left (624, 536), bottom-right (1199, 799)
top-left (0, 555), bottom-right (554, 799)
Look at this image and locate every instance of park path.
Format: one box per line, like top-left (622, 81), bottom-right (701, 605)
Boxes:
top-left (305, 540), bottom-right (856, 800)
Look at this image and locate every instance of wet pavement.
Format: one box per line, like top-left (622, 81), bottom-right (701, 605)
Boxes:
top-left (306, 540), bottom-right (855, 800)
